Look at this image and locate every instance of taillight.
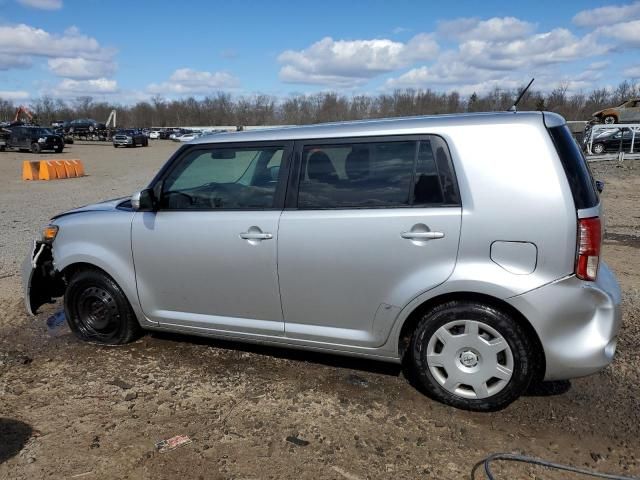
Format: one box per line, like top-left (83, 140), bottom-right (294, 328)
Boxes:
top-left (576, 217), bottom-right (601, 281)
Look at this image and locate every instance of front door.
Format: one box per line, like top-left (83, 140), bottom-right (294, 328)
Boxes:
top-left (132, 141), bottom-right (291, 336)
top-left (278, 136), bottom-right (462, 347)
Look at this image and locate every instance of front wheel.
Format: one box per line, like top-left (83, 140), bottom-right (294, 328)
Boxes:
top-left (592, 143), bottom-right (605, 155)
top-left (30, 142), bottom-right (41, 154)
top-left (64, 269), bottom-right (142, 345)
top-left (409, 301), bottom-right (534, 411)
top-left (603, 115), bottom-right (617, 124)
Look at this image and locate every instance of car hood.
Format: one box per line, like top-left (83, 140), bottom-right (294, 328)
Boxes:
top-left (51, 197), bottom-right (131, 220)
top-left (592, 109), bottom-right (604, 117)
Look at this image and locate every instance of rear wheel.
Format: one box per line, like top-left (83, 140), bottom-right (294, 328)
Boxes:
top-left (64, 269), bottom-right (142, 345)
top-left (30, 142), bottom-right (41, 154)
top-left (409, 301), bottom-right (534, 411)
top-left (592, 143), bottom-right (605, 155)
top-left (603, 115), bottom-right (617, 124)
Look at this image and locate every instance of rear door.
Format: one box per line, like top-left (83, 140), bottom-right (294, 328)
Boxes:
top-left (278, 136), bottom-right (462, 347)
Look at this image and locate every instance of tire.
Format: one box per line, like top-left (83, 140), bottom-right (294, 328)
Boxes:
top-left (593, 143), bottom-right (605, 155)
top-left (64, 268), bottom-right (142, 345)
top-left (54, 147), bottom-right (63, 153)
top-left (113, 144), bottom-right (118, 148)
top-left (603, 115), bottom-right (617, 124)
top-left (144, 139), bottom-right (149, 147)
top-left (409, 300), bottom-right (534, 411)
top-left (89, 125), bottom-right (95, 132)
top-left (30, 142), bottom-right (41, 154)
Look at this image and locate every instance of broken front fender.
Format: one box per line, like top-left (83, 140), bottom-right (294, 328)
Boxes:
top-left (22, 241), bottom-right (65, 316)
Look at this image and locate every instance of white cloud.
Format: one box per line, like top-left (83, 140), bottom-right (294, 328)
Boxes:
top-left (624, 65), bottom-right (640, 77)
top-left (0, 53), bottom-right (31, 70)
top-left (17, 0), bottom-right (62, 10)
top-left (459, 29), bottom-right (607, 71)
top-left (278, 34), bottom-right (439, 86)
top-left (147, 68), bottom-right (240, 95)
top-left (0, 23), bottom-right (117, 82)
top-left (48, 57), bottom-right (116, 79)
top-left (52, 78), bottom-right (118, 96)
top-left (0, 23), bottom-right (113, 60)
top-left (0, 90), bottom-right (30, 101)
top-left (385, 22), bottom-right (608, 92)
top-left (573, 2), bottom-right (640, 27)
top-left (596, 19), bottom-right (640, 47)
top-left (438, 17), bottom-right (535, 42)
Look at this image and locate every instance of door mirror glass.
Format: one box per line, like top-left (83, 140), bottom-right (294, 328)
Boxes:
top-left (131, 188), bottom-right (156, 211)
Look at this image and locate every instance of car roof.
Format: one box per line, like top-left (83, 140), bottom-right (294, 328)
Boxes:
top-left (190, 111), bottom-right (559, 145)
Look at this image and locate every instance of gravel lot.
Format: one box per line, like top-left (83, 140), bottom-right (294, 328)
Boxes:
top-left (0, 142), bottom-right (639, 479)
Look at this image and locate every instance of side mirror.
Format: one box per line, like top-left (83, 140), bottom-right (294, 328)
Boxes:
top-left (596, 180), bottom-right (604, 193)
top-left (131, 188), bottom-right (156, 211)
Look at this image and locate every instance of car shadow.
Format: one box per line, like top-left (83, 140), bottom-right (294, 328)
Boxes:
top-left (146, 332), bottom-right (573, 398)
top-left (0, 418), bottom-right (33, 464)
top-left (525, 380), bottom-right (571, 397)
top-left (147, 331), bottom-right (403, 378)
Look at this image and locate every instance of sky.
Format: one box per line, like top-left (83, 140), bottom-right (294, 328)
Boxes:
top-left (0, 0), bottom-right (639, 104)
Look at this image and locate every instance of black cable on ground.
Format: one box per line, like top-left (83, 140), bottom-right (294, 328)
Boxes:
top-left (471, 453), bottom-right (640, 480)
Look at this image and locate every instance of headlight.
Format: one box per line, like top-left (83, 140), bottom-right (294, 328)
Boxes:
top-left (42, 225), bottom-right (59, 243)
top-left (38, 137), bottom-right (46, 143)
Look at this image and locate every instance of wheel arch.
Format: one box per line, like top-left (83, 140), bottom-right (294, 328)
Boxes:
top-left (396, 291), bottom-right (546, 383)
top-left (57, 258), bottom-right (151, 327)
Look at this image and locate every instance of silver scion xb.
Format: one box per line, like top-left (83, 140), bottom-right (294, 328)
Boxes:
top-left (23, 112), bottom-right (622, 411)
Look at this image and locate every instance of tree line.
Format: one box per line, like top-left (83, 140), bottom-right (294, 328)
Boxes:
top-left (2, 81), bottom-right (639, 128)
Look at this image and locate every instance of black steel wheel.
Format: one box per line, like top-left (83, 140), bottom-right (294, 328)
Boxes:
top-left (64, 268), bottom-right (142, 345)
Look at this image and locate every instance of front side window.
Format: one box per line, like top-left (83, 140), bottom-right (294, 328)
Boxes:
top-left (161, 146), bottom-right (284, 210)
top-left (297, 138), bottom-right (459, 209)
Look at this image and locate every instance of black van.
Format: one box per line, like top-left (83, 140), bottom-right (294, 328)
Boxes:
top-left (6, 126), bottom-right (64, 153)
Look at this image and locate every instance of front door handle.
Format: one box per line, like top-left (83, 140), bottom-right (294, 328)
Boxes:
top-left (400, 231), bottom-right (445, 240)
top-left (240, 232), bottom-right (273, 240)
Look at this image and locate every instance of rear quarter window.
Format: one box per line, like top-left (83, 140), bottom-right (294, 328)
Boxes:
top-left (548, 125), bottom-right (599, 210)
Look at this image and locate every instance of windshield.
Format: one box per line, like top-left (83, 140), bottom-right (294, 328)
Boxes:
top-left (34, 128), bottom-right (53, 136)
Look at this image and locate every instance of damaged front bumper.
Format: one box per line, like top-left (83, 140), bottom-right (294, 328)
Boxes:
top-left (22, 241), bottom-right (65, 315)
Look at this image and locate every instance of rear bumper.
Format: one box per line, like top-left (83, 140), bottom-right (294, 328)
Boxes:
top-left (507, 262), bottom-right (622, 380)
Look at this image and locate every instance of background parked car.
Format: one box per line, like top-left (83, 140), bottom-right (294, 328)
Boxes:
top-left (149, 130), bottom-right (161, 139)
top-left (67, 118), bottom-right (106, 134)
top-left (591, 98), bottom-right (640, 124)
top-left (5, 125), bottom-right (64, 153)
top-left (113, 129), bottom-right (148, 148)
top-left (176, 131), bottom-right (202, 142)
top-left (589, 127), bottom-right (640, 154)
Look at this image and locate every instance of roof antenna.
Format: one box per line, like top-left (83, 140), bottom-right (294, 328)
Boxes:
top-left (508, 78), bottom-right (535, 112)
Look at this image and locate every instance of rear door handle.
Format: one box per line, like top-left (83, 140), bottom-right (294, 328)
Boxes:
top-left (400, 231), bottom-right (445, 240)
top-left (240, 232), bottom-right (273, 240)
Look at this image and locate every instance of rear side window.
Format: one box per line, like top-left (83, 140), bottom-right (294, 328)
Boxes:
top-left (548, 125), bottom-right (599, 209)
top-left (297, 137), bottom-right (460, 209)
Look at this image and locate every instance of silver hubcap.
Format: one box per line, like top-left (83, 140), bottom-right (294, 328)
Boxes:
top-left (594, 144), bottom-right (604, 154)
top-left (604, 117), bottom-right (615, 124)
top-left (426, 320), bottom-right (514, 399)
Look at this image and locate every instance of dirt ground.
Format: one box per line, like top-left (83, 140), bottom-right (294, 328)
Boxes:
top-left (0, 142), bottom-right (639, 479)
